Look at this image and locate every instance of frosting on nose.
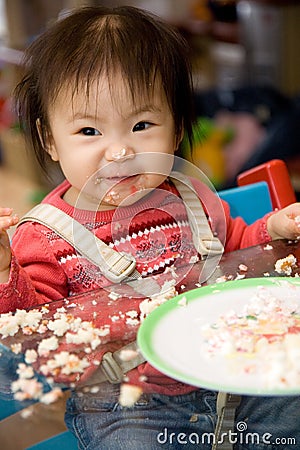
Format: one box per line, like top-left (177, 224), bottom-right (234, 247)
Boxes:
top-left (111, 148), bottom-right (127, 160)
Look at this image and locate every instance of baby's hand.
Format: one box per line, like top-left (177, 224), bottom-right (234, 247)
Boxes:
top-left (0, 207), bottom-right (18, 282)
top-left (267, 203), bottom-right (300, 241)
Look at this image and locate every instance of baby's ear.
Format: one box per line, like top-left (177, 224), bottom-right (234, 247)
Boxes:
top-left (36, 118), bottom-right (58, 161)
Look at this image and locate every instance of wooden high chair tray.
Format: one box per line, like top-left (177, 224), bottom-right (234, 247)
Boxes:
top-left (138, 277), bottom-right (300, 396)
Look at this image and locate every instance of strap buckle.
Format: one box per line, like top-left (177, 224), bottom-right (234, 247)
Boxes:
top-left (196, 236), bottom-right (224, 257)
top-left (101, 352), bottom-right (124, 384)
top-left (105, 253), bottom-right (137, 283)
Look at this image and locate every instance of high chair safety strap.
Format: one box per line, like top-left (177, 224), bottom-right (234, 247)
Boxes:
top-left (213, 392), bottom-right (242, 450)
top-left (77, 341), bottom-right (145, 387)
top-left (19, 203), bottom-right (139, 285)
top-left (171, 172), bottom-right (224, 257)
top-left (19, 202), bottom-right (162, 297)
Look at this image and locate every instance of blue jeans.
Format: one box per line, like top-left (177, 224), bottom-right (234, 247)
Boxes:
top-left (235, 395), bottom-right (300, 450)
top-left (65, 384), bottom-right (300, 450)
top-left (65, 384), bottom-right (217, 449)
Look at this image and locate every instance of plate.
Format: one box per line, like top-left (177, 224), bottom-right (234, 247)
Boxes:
top-left (137, 277), bottom-right (300, 395)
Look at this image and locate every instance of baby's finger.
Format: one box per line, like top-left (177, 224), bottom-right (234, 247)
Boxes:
top-left (0, 214), bottom-right (19, 231)
top-left (286, 217), bottom-right (300, 240)
top-left (0, 207), bottom-right (13, 217)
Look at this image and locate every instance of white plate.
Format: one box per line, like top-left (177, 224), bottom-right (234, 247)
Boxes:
top-left (137, 277), bottom-right (300, 395)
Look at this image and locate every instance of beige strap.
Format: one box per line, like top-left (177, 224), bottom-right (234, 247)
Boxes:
top-left (213, 392), bottom-right (241, 450)
top-left (19, 203), bottom-right (161, 297)
top-left (171, 172), bottom-right (224, 257)
top-left (19, 203), bottom-right (139, 284)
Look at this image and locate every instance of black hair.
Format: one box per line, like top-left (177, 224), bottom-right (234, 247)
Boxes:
top-left (14, 6), bottom-right (195, 169)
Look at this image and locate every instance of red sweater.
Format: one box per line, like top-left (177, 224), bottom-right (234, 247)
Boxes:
top-left (0, 177), bottom-right (272, 394)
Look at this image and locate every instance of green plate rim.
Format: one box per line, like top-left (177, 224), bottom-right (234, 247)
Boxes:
top-left (137, 276), bottom-right (300, 395)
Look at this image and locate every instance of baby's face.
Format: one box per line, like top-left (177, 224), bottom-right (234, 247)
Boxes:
top-left (46, 75), bottom-right (178, 210)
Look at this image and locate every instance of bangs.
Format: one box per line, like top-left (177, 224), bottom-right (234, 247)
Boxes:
top-left (36, 9), bottom-right (180, 108)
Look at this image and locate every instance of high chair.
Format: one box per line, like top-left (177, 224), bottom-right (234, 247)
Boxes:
top-left (237, 159), bottom-right (296, 210)
top-left (218, 159), bottom-right (296, 224)
top-left (0, 159), bottom-right (295, 450)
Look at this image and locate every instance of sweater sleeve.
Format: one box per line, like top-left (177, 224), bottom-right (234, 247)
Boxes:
top-left (0, 223), bottom-right (69, 313)
top-left (189, 176), bottom-right (272, 252)
top-left (224, 208), bottom-right (272, 252)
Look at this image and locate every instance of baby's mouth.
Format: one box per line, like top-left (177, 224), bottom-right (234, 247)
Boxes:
top-left (95, 174), bottom-right (140, 185)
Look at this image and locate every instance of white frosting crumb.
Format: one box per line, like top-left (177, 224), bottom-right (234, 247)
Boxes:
top-left (12, 378), bottom-right (44, 401)
top-left (119, 349), bottom-right (139, 361)
top-left (16, 363), bottom-right (34, 379)
top-left (11, 343), bottom-right (22, 354)
top-left (235, 273), bottom-right (246, 280)
top-left (216, 275), bottom-right (228, 283)
top-left (37, 335), bottom-right (59, 356)
top-left (274, 254), bottom-right (297, 275)
top-left (108, 291), bottom-right (121, 300)
top-left (40, 351), bottom-right (90, 376)
top-left (47, 316), bottom-right (71, 336)
top-left (20, 408), bottom-right (33, 419)
top-left (189, 255), bottom-right (199, 264)
top-left (178, 296), bottom-right (187, 307)
top-left (139, 285), bottom-right (177, 320)
top-left (264, 244), bottom-right (273, 250)
top-left (40, 387), bottom-right (63, 405)
top-left (118, 384), bottom-right (143, 407)
top-left (24, 349), bottom-right (38, 364)
top-left (125, 317), bottom-right (139, 326)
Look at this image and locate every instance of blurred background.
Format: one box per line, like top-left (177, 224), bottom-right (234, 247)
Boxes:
top-left (1, 0), bottom-right (300, 218)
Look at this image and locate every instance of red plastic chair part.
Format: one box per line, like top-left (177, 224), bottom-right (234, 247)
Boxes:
top-left (237, 159), bottom-right (296, 210)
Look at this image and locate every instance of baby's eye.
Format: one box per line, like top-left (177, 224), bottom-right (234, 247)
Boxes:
top-left (133, 122), bottom-right (151, 132)
top-left (80, 127), bottom-right (101, 136)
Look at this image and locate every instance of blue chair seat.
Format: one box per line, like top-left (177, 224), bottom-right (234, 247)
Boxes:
top-left (218, 181), bottom-right (273, 225)
top-left (26, 430), bottom-right (77, 450)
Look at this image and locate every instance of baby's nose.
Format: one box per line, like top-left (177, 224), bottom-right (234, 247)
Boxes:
top-left (105, 147), bottom-right (135, 161)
